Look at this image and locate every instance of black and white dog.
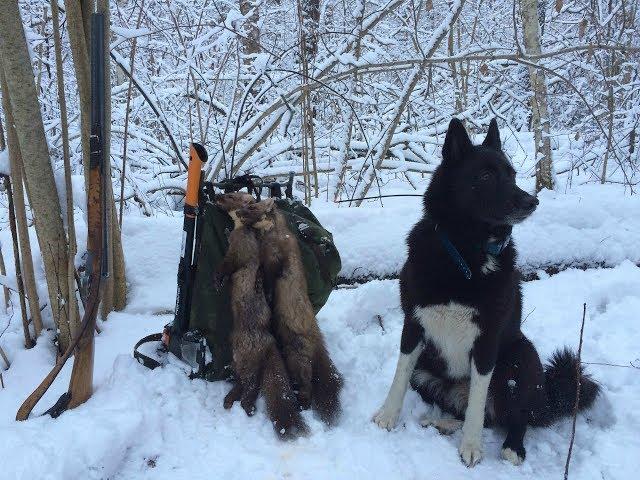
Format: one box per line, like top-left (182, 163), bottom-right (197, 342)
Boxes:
top-left (373, 118), bottom-right (599, 466)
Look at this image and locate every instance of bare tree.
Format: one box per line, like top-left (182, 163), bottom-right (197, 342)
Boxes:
top-left (334, 0), bottom-right (365, 201)
top-left (0, 72), bottom-right (43, 337)
top-left (239, 0), bottom-right (261, 60)
top-left (51, 0), bottom-right (80, 337)
top-left (0, 0), bottom-right (76, 352)
top-left (0, 118), bottom-right (11, 312)
top-left (520, 0), bottom-right (554, 191)
top-left (3, 176), bottom-right (34, 348)
top-left (297, 0), bottom-right (320, 203)
top-left (299, 0), bottom-right (321, 58)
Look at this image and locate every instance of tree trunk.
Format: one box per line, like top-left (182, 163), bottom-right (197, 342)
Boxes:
top-left (1, 73), bottom-right (43, 337)
top-left (239, 0), bottom-right (261, 61)
top-left (448, 2), bottom-right (464, 115)
top-left (520, 0), bottom-right (554, 191)
top-left (334, 0), bottom-right (363, 202)
top-left (64, 0), bottom-right (127, 318)
top-left (297, 0), bottom-right (319, 203)
top-left (4, 177), bottom-right (34, 348)
top-left (0, 96), bottom-right (10, 311)
top-left (0, 0), bottom-right (75, 352)
top-left (299, 0), bottom-right (320, 58)
top-left (103, 0), bottom-right (127, 317)
top-left (51, 0), bottom-right (80, 337)
top-left (0, 103), bottom-right (4, 150)
top-left (64, 0), bottom-right (91, 188)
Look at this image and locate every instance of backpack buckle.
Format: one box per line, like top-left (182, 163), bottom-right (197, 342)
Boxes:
top-left (164, 325), bottom-right (209, 376)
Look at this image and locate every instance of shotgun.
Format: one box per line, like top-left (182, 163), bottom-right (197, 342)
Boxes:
top-left (162, 143), bottom-right (208, 372)
top-left (16, 12), bottom-right (108, 420)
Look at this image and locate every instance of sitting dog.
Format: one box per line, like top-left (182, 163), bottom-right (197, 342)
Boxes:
top-left (373, 119), bottom-right (599, 466)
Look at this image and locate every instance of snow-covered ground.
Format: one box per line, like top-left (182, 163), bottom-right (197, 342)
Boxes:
top-left (1, 184), bottom-right (639, 479)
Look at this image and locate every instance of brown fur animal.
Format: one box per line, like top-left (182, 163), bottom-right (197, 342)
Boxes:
top-left (214, 192), bottom-right (255, 212)
top-left (238, 198), bottom-right (343, 426)
top-left (215, 193), bottom-right (307, 439)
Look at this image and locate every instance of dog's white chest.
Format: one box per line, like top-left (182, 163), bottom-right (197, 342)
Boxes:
top-left (414, 302), bottom-right (480, 379)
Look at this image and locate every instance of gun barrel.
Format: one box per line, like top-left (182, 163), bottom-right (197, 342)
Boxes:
top-left (90, 13), bottom-right (109, 279)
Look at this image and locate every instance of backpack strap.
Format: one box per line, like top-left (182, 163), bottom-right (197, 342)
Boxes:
top-left (133, 333), bottom-right (164, 370)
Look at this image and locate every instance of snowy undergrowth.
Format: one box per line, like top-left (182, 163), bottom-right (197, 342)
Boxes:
top-left (1, 200), bottom-right (639, 478)
top-left (313, 183), bottom-right (640, 280)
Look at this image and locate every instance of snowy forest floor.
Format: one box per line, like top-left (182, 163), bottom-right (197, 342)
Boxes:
top-left (1, 184), bottom-right (640, 479)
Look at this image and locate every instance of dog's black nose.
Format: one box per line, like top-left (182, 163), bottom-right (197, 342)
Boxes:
top-left (518, 194), bottom-right (539, 212)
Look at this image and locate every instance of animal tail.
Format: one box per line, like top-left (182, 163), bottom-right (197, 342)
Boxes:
top-left (261, 345), bottom-right (309, 440)
top-left (311, 344), bottom-right (343, 426)
top-left (530, 347), bottom-right (600, 426)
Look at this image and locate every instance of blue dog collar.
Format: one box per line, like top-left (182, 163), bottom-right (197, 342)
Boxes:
top-left (435, 225), bottom-right (472, 280)
top-left (435, 226), bottom-right (510, 280)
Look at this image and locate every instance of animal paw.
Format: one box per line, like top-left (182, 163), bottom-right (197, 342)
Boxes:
top-left (372, 405), bottom-right (400, 431)
top-left (240, 399), bottom-right (256, 417)
top-left (223, 384), bottom-right (242, 409)
top-left (420, 417), bottom-right (463, 435)
top-left (501, 447), bottom-right (525, 466)
top-left (459, 437), bottom-right (483, 467)
top-left (223, 393), bottom-right (237, 410)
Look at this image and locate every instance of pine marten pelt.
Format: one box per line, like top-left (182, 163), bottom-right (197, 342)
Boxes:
top-left (237, 198), bottom-right (343, 426)
top-left (215, 193), bottom-right (307, 439)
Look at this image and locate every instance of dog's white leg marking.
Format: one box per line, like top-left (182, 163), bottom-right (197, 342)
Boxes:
top-left (459, 360), bottom-right (493, 467)
top-left (373, 345), bottom-right (423, 430)
top-left (501, 447), bottom-right (524, 466)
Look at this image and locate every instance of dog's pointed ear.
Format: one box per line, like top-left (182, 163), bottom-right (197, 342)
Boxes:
top-left (482, 118), bottom-right (501, 150)
top-left (442, 118), bottom-right (472, 164)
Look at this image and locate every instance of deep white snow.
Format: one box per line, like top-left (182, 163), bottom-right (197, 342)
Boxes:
top-left (1, 186), bottom-right (639, 480)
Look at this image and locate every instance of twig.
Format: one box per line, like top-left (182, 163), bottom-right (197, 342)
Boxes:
top-left (335, 193), bottom-right (422, 203)
top-left (0, 242), bottom-right (10, 310)
top-left (582, 360), bottom-right (640, 370)
top-left (2, 176), bottom-right (34, 349)
top-left (376, 314), bottom-right (385, 333)
top-left (119, 0), bottom-right (145, 227)
top-left (0, 372), bottom-right (4, 389)
top-left (0, 345), bottom-right (10, 369)
top-left (564, 303), bottom-right (586, 480)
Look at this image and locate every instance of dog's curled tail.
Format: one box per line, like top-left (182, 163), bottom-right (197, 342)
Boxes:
top-left (531, 348), bottom-right (600, 426)
top-left (311, 344), bottom-right (343, 426)
top-left (261, 345), bottom-right (309, 440)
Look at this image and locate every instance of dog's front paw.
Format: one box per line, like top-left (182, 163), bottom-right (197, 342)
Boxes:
top-left (459, 437), bottom-right (483, 467)
top-left (372, 405), bottom-right (400, 431)
top-left (501, 447), bottom-right (525, 466)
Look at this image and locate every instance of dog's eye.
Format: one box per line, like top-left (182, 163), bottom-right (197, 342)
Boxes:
top-left (479, 171), bottom-right (491, 181)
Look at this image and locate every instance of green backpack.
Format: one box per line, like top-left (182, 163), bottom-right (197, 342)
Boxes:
top-left (134, 197), bottom-right (341, 381)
